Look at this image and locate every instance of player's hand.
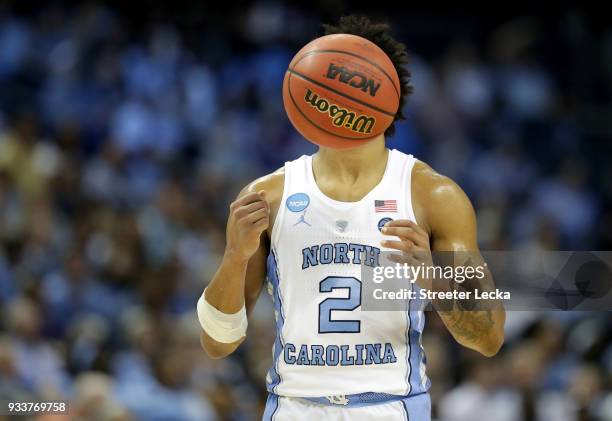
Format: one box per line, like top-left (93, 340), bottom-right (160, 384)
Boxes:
top-left (381, 219), bottom-right (433, 288)
top-left (226, 191), bottom-right (269, 261)
top-left (380, 219), bottom-right (430, 253)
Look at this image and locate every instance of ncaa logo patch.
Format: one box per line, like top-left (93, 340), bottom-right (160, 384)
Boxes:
top-left (286, 193), bottom-right (310, 212)
top-left (378, 217), bottom-right (393, 232)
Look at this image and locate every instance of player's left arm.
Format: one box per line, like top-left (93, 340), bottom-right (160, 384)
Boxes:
top-left (382, 161), bottom-right (505, 357)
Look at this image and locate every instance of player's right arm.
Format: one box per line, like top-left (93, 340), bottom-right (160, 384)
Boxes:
top-left (199, 171), bottom-right (284, 359)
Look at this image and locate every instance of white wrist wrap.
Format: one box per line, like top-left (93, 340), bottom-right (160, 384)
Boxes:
top-left (197, 288), bottom-right (248, 343)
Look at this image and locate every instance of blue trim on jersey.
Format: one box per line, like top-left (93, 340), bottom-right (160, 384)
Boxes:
top-left (405, 282), bottom-right (413, 395)
top-left (299, 391), bottom-right (430, 409)
top-left (266, 249), bottom-right (286, 393)
top-left (402, 399), bottom-right (410, 421)
top-left (408, 290), bottom-right (431, 395)
top-left (302, 392), bottom-right (404, 407)
top-left (263, 393), bottom-right (279, 421)
top-left (408, 309), bottom-right (421, 393)
top-left (401, 393), bottom-right (431, 421)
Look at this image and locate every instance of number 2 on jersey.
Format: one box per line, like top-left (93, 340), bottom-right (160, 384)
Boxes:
top-left (318, 276), bottom-right (361, 333)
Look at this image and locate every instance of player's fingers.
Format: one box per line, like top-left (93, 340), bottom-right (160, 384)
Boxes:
top-left (387, 252), bottom-right (419, 266)
top-left (381, 227), bottom-right (428, 247)
top-left (253, 216), bottom-right (270, 229)
top-left (233, 191), bottom-right (266, 208)
top-left (242, 207), bottom-right (269, 224)
top-left (386, 252), bottom-right (409, 263)
top-left (234, 200), bottom-right (267, 218)
top-left (383, 219), bottom-right (413, 227)
top-left (381, 240), bottom-right (415, 252)
top-left (382, 225), bottom-right (429, 247)
top-left (385, 219), bottom-right (428, 237)
top-left (233, 192), bottom-right (260, 207)
top-left (382, 227), bottom-right (426, 246)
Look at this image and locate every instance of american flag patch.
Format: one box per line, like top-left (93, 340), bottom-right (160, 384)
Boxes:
top-left (375, 200), bottom-right (398, 212)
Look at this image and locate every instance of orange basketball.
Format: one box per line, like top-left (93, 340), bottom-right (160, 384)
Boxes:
top-left (283, 34), bottom-right (400, 149)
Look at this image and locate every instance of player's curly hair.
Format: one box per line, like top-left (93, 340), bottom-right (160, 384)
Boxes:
top-left (323, 15), bottom-right (413, 138)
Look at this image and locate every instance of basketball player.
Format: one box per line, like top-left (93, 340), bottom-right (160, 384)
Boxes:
top-left (197, 15), bottom-right (505, 421)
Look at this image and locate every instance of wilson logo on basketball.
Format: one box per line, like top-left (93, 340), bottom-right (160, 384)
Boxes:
top-left (304, 89), bottom-right (376, 134)
top-left (325, 63), bottom-right (381, 97)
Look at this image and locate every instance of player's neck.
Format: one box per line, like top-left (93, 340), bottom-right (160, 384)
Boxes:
top-left (314, 136), bottom-right (388, 182)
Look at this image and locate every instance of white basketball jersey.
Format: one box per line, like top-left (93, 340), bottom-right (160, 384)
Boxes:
top-left (265, 149), bottom-right (430, 400)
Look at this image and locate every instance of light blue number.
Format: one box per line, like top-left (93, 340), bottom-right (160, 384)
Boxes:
top-left (318, 276), bottom-right (361, 333)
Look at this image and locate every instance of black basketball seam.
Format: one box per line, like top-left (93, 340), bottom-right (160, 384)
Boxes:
top-left (287, 72), bottom-right (379, 141)
top-left (287, 68), bottom-right (396, 118)
top-left (295, 49), bottom-right (400, 98)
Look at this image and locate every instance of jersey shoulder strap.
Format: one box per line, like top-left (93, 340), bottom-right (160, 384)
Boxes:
top-left (382, 149), bottom-right (418, 222)
top-left (271, 155), bottom-right (308, 244)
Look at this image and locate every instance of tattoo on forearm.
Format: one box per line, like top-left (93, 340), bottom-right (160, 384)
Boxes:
top-left (430, 252), bottom-right (503, 348)
top-left (436, 267), bottom-right (497, 344)
top-left (439, 308), bottom-right (494, 344)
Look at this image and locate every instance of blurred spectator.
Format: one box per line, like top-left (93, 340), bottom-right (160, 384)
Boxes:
top-left (71, 372), bottom-right (132, 421)
top-left (4, 297), bottom-right (71, 396)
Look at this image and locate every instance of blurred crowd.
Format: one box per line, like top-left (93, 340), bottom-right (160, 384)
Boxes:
top-left (0, 2), bottom-right (611, 420)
